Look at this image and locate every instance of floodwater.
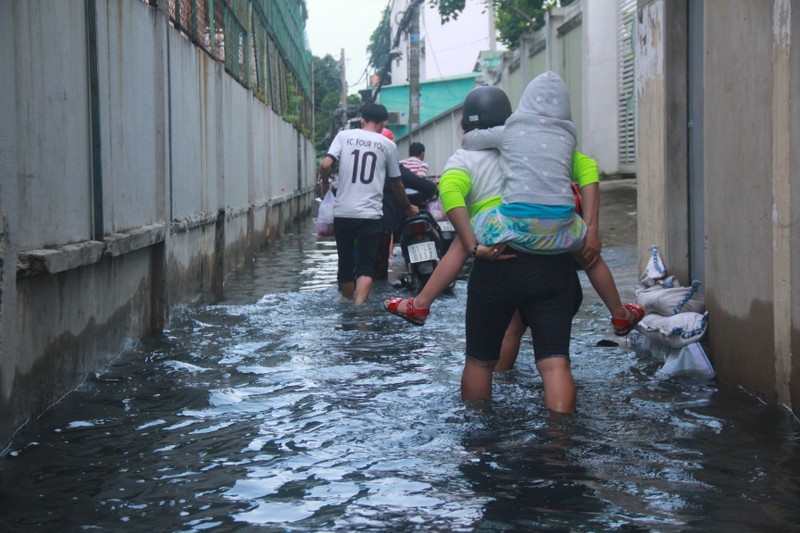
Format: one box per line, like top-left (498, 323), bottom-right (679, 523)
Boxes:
top-left (1, 216), bottom-right (799, 532)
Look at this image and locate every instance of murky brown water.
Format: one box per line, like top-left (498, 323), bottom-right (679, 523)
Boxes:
top-left (1, 212), bottom-right (798, 532)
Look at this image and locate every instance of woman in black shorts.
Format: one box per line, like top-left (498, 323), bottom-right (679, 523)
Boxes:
top-left (440, 86), bottom-right (582, 413)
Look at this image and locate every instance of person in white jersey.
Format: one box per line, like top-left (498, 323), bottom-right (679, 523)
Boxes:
top-left (318, 104), bottom-right (418, 304)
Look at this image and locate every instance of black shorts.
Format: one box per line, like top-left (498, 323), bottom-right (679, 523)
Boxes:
top-left (465, 252), bottom-right (582, 364)
top-left (333, 217), bottom-right (382, 284)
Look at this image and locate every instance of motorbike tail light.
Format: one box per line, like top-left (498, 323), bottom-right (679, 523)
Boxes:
top-left (408, 221), bottom-right (428, 235)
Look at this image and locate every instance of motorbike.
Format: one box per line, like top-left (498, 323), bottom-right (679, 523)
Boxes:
top-left (397, 206), bottom-right (446, 291)
top-left (424, 195), bottom-right (455, 255)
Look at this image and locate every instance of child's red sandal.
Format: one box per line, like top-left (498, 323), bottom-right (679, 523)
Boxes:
top-left (611, 303), bottom-right (645, 336)
top-left (383, 297), bottom-right (429, 326)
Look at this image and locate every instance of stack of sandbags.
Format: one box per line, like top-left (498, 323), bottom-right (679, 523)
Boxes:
top-left (632, 246), bottom-right (714, 380)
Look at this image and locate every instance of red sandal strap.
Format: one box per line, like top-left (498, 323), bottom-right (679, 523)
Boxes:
top-left (406, 298), bottom-right (429, 319)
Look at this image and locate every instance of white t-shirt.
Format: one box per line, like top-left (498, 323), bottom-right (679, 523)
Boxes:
top-left (326, 129), bottom-right (402, 219)
top-left (441, 148), bottom-right (504, 212)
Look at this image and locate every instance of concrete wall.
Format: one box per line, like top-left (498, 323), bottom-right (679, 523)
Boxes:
top-left (0, 0), bottom-right (316, 446)
top-left (635, 1), bottom-right (690, 281)
top-left (636, 0), bottom-right (798, 412)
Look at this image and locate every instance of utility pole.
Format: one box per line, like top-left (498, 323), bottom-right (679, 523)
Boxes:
top-left (339, 48), bottom-right (347, 128)
top-left (408, 3), bottom-right (420, 133)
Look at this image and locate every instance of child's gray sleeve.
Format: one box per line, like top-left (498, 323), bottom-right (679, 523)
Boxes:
top-left (461, 126), bottom-right (504, 151)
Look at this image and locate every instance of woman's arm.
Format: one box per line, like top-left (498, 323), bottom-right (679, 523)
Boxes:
top-left (440, 169), bottom-right (508, 260)
top-left (572, 152), bottom-right (601, 267)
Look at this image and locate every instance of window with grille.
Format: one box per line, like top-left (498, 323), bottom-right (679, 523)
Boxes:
top-left (618, 0), bottom-right (637, 166)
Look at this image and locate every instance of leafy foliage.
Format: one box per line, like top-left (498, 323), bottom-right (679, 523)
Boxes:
top-left (367, 3), bottom-right (393, 86)
top-left (429, 0), bottom-right (574, 49)
top-left (312, 55), bottom-right (373, 156)
top-left (313, 54), bottom-right (344, 156)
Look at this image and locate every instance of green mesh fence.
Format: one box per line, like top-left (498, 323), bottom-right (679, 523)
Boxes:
top-left (163, 0), bottom-right (312, 134)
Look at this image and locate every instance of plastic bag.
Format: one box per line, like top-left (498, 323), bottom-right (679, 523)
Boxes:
top-left (654, 342), bottom-right (715, 380)
top-left (426, 198), bottom-right (446, 221)
top-left (315, 190), bottom-right (335, 237)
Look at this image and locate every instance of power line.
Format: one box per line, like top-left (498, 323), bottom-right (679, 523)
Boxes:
top-left (369, 0), bottom-right (425, 103)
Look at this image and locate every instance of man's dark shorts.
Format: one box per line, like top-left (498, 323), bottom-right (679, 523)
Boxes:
top-left (334, 217), bottom-right (382, 284)
top-left (465, 252), bottom-right (582, 364)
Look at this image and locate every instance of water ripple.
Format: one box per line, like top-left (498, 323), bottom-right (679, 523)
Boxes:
top-left (1, 219), bottom-right (799, 532)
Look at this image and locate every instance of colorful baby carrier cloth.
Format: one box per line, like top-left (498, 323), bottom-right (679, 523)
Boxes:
top-left (472, 203), bottom-right (586, 253)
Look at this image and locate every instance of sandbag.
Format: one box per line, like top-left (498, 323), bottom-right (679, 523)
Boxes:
top-left (635, 279), bottom-right (706, 316)
top-left (640, 245), bottom-right (668, 287)
top-left (636, 311), bottom-right (709, 348)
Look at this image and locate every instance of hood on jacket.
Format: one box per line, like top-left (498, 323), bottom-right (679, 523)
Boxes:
top-left (517, 71), bottom-right (572, 121)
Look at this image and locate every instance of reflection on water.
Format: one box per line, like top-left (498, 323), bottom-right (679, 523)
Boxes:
top-left (1, 218), bottom-right (798, 532)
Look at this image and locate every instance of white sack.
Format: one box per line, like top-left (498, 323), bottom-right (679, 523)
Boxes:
top-left (640, 245), bottom-right (668, 287)
top-left (635, 279), bottom-right (706, 316)
top-left (636, 311), bottom-right (709, 348)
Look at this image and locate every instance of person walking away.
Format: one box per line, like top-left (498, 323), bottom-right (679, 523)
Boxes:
top-left (438, 84), bottom-right (581, 411)
top-left (386, 72), bottom-right (643, 337)
top-left (318, 104), bottom-right (418, 304)
top-left (375, 130), bottom-right (436, 279)
top-left (389, 86), bottom-right (580, 411)
top-left (400, 142), bottom-right (429, 178)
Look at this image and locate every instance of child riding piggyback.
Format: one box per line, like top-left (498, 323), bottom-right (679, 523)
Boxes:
top-left (463, 71), bottom-right (644, 335)
top-left (464, 71), bottom-right (585, 253)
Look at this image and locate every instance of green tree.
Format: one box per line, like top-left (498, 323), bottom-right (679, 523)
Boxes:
top-left (367, 3), bottom-right (393, 86)
top-left (430, 0), bottom-right (574, 49)
top-left (313, 54), bottom-right (344, 156)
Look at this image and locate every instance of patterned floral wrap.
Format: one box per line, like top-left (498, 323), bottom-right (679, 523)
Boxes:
top-left (472, 207), bottom-right (587, 254)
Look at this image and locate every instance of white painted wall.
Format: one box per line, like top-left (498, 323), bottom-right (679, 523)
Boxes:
top-left (582, 0), bottom-right (621, 174)
top-left (168, 37), bottom-right (221, 221)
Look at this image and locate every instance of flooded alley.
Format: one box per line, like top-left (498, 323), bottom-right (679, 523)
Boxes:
top-left (1, 183), bottom-right (799, 532)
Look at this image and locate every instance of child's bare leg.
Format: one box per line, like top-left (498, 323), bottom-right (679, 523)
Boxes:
top-left (576, 253), bottom-right (626, 319)
top-left (391, 235), bottom-right (469, 314)
top-left (495, 310), bottom-right (526, 372)
top-left (574, 252), bottom-right (644, 336)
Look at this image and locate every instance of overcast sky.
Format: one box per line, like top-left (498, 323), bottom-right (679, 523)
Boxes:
top-left (305, 0), bottom-right (388, 94)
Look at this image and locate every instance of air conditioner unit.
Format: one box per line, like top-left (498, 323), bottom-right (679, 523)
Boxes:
top-left (387, 110), bottom-right (408, 126)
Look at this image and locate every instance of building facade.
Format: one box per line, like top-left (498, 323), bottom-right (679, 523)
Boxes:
top-left (636, 0), bottom-right (799, 413)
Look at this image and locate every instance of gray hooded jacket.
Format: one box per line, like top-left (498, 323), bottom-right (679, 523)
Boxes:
top-left (462, 71), bottom-right (577, 207)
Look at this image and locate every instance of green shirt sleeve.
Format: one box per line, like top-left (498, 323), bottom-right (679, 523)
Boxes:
top-left (438, 168), bottom-right (472, 213)
top-left (572, 151), bottom-right (599, 188)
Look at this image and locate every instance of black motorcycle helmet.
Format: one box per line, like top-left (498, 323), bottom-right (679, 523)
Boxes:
top-left (461, 85), bottom-right (512, 132)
